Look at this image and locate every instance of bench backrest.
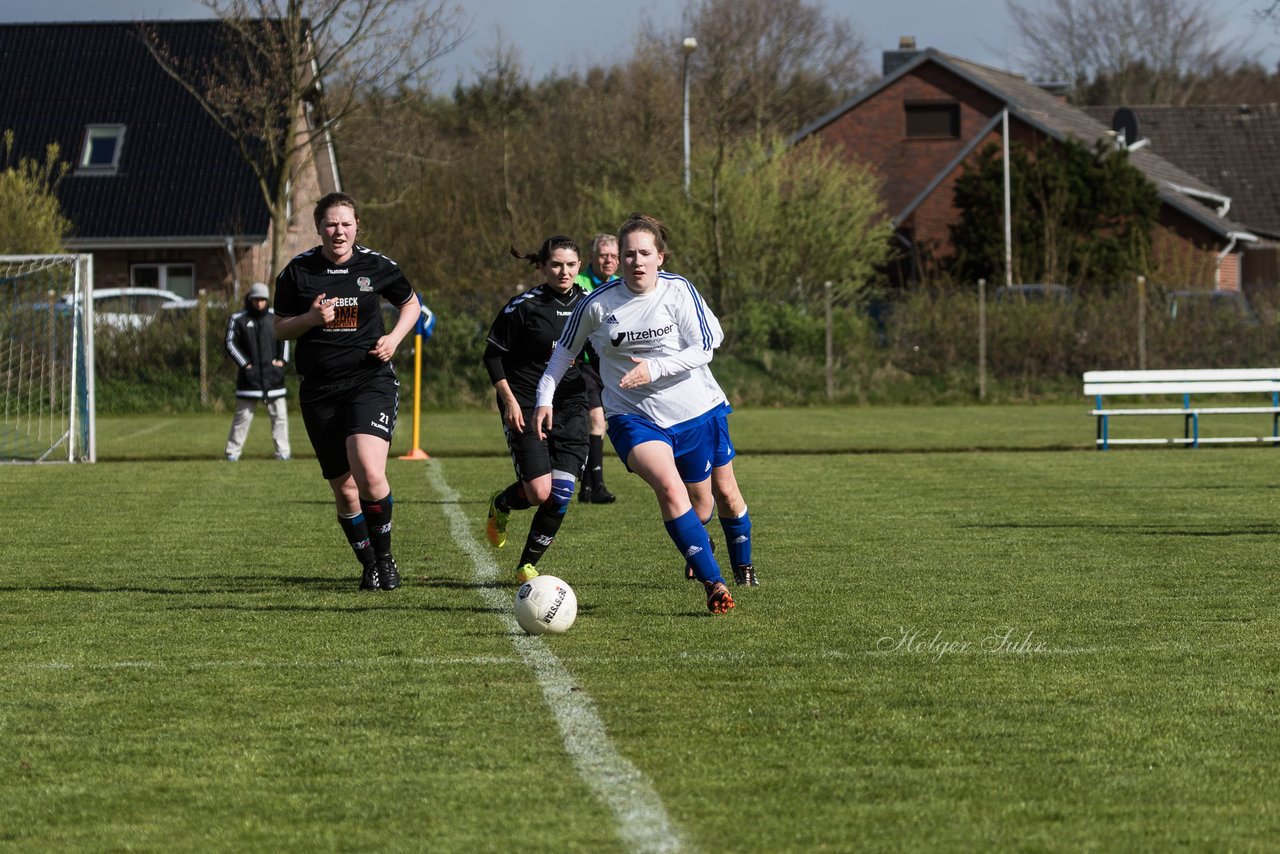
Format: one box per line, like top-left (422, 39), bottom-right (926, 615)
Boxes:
top-left (1084, 369), bottom-right (1280, 396)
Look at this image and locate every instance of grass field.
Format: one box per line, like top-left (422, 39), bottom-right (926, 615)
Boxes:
top-left (3, 407), bottom-right (1279, 851)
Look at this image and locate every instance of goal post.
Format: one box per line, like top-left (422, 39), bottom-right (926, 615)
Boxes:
top-left (1, 254), bottom-right (96, 463)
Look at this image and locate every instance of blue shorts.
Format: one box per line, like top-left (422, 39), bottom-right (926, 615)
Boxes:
top-left (607, 406), bottom-right (735, 484)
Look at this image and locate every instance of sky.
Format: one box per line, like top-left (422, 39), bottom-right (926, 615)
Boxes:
top-left (5, 0), bottom-right (1278, 91)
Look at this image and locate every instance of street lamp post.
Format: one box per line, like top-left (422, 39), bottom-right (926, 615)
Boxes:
top-left (682, 36), bottom-right (697, 196)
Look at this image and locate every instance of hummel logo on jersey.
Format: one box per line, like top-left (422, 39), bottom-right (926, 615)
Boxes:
top-left (604, 313), bottom-right (619, 324)
top-left (326, 268), bottom-right (349, 274)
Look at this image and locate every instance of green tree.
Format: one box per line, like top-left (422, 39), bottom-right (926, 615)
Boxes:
top-left (0, 130), bottom-right (70, 255)
top-left (949, 137), bottom-right (1159, 289)
top-left (594, 134), bottom-right (893, 349)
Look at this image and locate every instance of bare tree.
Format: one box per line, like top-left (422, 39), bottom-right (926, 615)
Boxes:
top-left (1008, 0), bottom-right (1245, 104)
top-left (679, 0), bottom-right (871, 143)
top-left (143, 0), bottom-right (467, 278)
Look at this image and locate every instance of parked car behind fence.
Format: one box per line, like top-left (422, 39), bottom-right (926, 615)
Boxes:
top-left (993, 284), bottom-right (1073, 304)
top-left (52, 287), bottom-right (198, 330)
top-left (1166, 289), bottom-right (1259, 325)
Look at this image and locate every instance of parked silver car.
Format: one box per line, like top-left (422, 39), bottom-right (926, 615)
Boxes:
top-left (56, 287), bottom-right (198, 330)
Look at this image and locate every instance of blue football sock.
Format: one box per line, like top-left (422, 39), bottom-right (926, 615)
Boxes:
top-left (719, 508), bottom-right (752, 569)
top-left (664, 508), bottom-right (723, 584)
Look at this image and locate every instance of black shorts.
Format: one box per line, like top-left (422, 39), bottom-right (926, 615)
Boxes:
top-left (505, 405), bottom-right (589, 483)
top-left (580, 359), bottom-right (604, 410)
top-left (300, 371), bottom-right (400, 480)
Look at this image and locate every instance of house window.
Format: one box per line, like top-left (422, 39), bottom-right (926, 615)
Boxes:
top-left (78, 125), bottom-right (127, 174)
top-left (131, 263), bottom-right (196, 298)
top-left (905, 103), bottom-right (960, 138)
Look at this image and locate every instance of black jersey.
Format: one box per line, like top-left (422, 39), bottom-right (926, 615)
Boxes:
top-left (486, 284), bottom-right (587, 409)
top-left (274, 245), bottom-right (415, 385)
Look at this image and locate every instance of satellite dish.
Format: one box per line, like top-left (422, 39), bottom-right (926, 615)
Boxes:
top-left (1111, 108), bottom-right (1139, 146)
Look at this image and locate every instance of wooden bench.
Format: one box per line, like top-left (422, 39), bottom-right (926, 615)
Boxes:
top-left (1084, 369), bottom-right (1280, 449)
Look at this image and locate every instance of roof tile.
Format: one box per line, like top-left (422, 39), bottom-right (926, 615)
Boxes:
top-left (0, 21), bottom-right (269, 241)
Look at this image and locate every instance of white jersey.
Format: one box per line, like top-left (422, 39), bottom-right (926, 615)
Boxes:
top-left (537, 271), bottom-right (727, 428)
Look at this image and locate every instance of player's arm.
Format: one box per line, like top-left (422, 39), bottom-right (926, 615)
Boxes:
top-left (484, 340), bottom-right (524, 432)
top-left (370, 295), bottom-right (419, 362)
top-left (275, 292), bottom-right (333, 340)
top-left (535, 298), bottom-right (596, 438)
top-left (623, 281), bottom-right (722, 385)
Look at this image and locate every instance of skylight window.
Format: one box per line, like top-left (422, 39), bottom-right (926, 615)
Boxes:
top-left (78, 124), bottom-right (126, 174)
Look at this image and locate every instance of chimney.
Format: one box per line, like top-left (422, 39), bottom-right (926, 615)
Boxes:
top-left (883, 36), bottom-right (920, 77)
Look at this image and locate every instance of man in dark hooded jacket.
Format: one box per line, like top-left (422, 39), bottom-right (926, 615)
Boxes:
top-left (224, 282), bottom-right (291, 460)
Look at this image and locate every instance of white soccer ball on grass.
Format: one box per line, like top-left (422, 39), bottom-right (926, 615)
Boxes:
top-left (514, 575), bottom-right (577, 635)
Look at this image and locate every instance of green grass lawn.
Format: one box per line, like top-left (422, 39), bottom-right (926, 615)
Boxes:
top-left (3, 408), bottom-right (1279, 850)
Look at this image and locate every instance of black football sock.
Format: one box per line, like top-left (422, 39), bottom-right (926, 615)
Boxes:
top-left (588, 434), bottom-right (605, 489)
top-left (360, 493), bottom-right (393, 558)
top-left (518, 501), bottom-right (567, 567)
top-left (337, 511), bottom-right (376, 568)
top-left (498, 482), bottom-right (533, 513)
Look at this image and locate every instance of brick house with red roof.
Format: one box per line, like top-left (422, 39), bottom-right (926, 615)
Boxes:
top-left (792, 42), bottom-right (1259, 292)
top-left (1082, 103), bottom-right (1280, 297)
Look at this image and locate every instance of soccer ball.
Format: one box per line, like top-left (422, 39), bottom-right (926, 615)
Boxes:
top-left (514, 575), bottom-right (577, 635)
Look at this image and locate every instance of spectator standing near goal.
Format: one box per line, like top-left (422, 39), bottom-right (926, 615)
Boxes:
top-left (571, 233), bottom-right (620, 504)
top-left (224, 282), bottom-right (291, 462)
top-left (484, 236), bottom-right (591, 584)
top-left (273, 192), bottom-right (420, 592)
top-left (535, 213), bottom-right (756, 615)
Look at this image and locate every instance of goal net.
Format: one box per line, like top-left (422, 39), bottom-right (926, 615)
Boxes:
top-left (1, 254), bottom-right (95, 462)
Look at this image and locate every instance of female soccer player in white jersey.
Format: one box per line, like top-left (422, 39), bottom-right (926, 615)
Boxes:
top-left (534, 213), bottom-right (755, 614)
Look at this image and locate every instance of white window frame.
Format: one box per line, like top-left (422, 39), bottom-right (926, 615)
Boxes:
top-left (78, 124), bottom-right (127, 174)
top-left (130, 263), bottom-right (196, 298)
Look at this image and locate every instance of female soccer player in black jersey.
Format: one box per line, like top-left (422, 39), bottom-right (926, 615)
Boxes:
top-left (483, 235), bottom-right (591, 584)
top-left (274, 192), bottom-right (420, 592)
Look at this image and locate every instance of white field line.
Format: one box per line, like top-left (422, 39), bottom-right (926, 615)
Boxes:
top-left (111, 419), bottom-right (175, 441)
top-left (427, 460), bottom-right (686, 854)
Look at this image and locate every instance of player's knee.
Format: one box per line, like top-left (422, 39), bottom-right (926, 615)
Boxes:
top-left (547, 477), bottom-right (575, 514)
top-left (711, 477), bottom-right (743, 514)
